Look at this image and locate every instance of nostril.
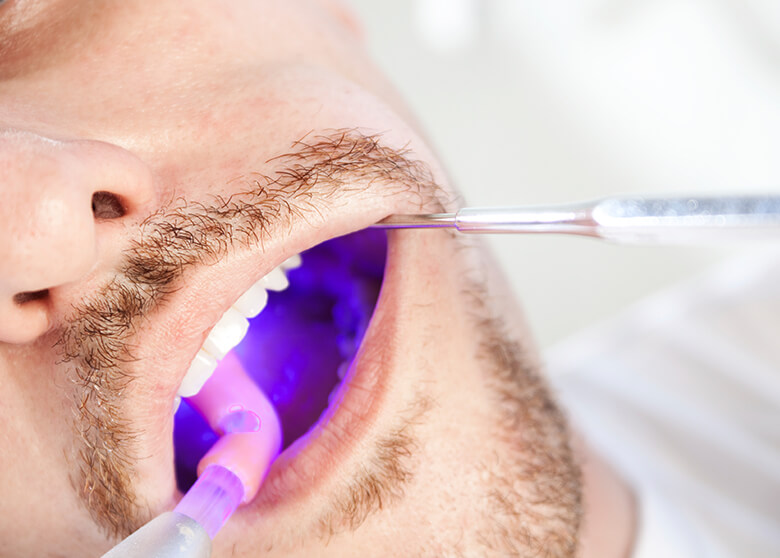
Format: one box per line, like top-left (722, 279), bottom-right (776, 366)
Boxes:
top-left (13, 290), bottom-right (49, 305)
top-left (91, 191), bottom-right (126, 220)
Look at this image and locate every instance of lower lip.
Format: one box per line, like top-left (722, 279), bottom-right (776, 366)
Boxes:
top-left (174, 228), bottom-right (399, 512)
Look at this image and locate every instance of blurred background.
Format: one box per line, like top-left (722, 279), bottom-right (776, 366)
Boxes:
top-left (347, 0), bottom-right (780, 348)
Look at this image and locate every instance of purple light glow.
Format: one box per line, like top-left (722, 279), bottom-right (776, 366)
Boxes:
top-left (173, 230), bottom-right (387, 492)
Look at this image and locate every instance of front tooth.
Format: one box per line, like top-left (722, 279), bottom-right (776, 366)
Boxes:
top-left (281, 253), bottom-right (302, 270)
top-left (262, 267), bottom-right (289, 291)
top-left (202, 307), bottom-right (250, 360)
top-left (177, 350), bottom-right (218, 398)
top-left (233, 281), bottom-right (269, 318)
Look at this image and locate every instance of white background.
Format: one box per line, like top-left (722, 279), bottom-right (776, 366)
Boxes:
top-left (348, 0), bottom-right (780, 347)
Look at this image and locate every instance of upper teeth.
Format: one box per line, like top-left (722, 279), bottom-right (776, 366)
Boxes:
top-left (232, 281), bottom-right (269, 318)
top-left (202, 307), bottom-right (250, 360)
top-left (261, 267), bottom-right (289, 291)
top-left (176, 256), bottom-right (299, 400)
top-left (177, 350), bottom-right (218, 397)
top-left (280, 253), bottom-right (302, 270)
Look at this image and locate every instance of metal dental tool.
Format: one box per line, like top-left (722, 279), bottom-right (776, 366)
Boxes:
top-left (372, 195), bottom-right (780, 244)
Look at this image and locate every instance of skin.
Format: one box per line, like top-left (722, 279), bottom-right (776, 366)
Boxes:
top-left (0, 1), bottom-right (635, 556)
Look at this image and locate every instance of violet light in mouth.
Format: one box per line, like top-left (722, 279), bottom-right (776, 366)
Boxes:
top-left (174, 352), bottom-right (282, 538)
top-left (102, 328), bottom-right (282, 556)
top-left (103, 229), bottom-right (388, 555)
top-left (102, 352), bottom-right (281, 557)
top-left (173, 229), bottom-right (387, 509)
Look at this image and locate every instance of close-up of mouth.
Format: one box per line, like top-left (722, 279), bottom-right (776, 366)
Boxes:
top-left (172, 227), bottom-right (389, 497)
top-left (56, 130), bottom-right (449, 544)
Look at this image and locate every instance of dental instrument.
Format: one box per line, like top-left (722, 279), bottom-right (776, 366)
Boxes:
top-left (102, 356), bottom-right (282, 558)
top-left (101, 464), bottom-right (243, 558)
top-left (372, 195), bottom-right (780, 244)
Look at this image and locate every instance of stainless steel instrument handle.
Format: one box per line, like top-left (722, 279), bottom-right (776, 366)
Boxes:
top-left (375, 195), bottom-right (780, 244)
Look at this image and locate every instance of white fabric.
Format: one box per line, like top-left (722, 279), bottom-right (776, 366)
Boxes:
top-left (546, 248), bottom-right (780, 557)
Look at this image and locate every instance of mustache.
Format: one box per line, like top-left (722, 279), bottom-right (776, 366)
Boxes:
top-left (55, 129), bottom-right (447, 538)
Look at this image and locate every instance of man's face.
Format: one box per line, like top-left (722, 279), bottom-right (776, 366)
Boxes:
top-left (0, 1), bottom-right (581, 556)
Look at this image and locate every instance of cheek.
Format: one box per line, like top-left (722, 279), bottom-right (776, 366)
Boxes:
top-left (0, 360), bottom-right (66, 517)
top-left (0, 344), bottom-right (112, 551)
top-left (0, 343), bottom-right (78, 473)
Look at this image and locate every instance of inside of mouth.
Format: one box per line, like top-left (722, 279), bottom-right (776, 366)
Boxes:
top-left (173, 229), bottom-right (388, 492)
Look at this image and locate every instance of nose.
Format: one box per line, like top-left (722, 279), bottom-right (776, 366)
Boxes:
top-left (0, 132), bottom-right (155, 343)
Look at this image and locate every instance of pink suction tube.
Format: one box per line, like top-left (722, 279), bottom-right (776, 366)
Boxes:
top-left (176, 352), bottom-right (282, 539)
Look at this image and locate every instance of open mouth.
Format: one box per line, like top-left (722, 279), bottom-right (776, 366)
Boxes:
top-left (172, 228), bottom-right (388, 493)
